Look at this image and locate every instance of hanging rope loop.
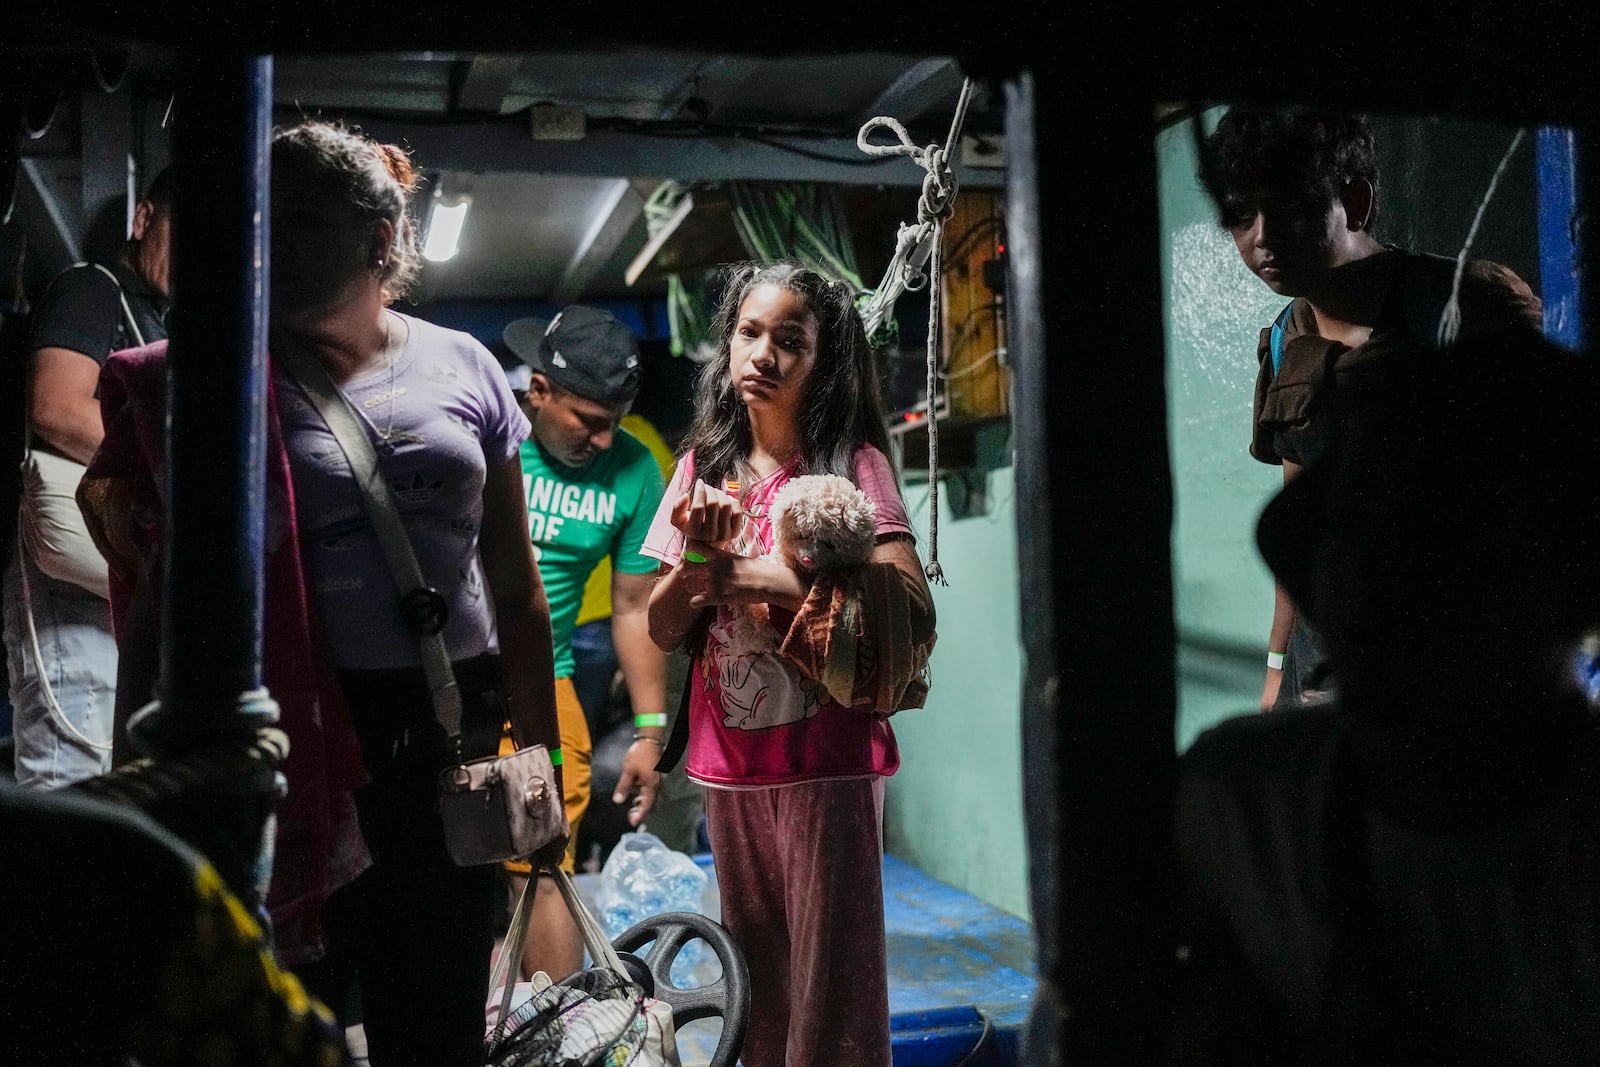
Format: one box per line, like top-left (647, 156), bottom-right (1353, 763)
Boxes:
top-left (858, 116), bottom-right (959, 226)
top-left (856, 78), bottom-right (974, 588)
top-left (856, 115), bottom-right (923, 159)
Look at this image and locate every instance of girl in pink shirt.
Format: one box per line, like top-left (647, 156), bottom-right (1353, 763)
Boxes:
top-left (643, 262), bottom-right (936, 1067)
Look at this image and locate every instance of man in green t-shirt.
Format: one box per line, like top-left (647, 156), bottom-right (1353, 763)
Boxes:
top-left (498, 306), bottom-right (668, 979)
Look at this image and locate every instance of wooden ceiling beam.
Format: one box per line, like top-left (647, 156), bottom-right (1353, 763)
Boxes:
top-left (657, 56), bottom-right (763, 122)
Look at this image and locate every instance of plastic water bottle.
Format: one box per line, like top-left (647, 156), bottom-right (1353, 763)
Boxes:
top-left (601, 901), bottom-right (641, 938)
top-left (597, 832), bottom-right (713, 986)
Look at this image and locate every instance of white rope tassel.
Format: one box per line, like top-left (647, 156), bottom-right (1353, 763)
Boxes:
top-left (1438, 128), bottom-right (1528, 347)
top-left (857, 78), bottom-right (974, 586)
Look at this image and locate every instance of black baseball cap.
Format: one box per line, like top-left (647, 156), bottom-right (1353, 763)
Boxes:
top-left (502, 306), bottom-right (641, 408)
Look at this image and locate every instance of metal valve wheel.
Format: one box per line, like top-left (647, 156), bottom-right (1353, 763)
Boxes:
top-left (613, 912), bottom-right (750, 1067)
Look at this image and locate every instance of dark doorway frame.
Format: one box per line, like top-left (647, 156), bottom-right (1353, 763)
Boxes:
top-left (12, 4), bottom-right (1599, 1062)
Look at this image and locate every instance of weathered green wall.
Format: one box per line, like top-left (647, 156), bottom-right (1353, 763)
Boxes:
top-left (1158, 113), bottom-right (1286, 751)
top-left (885, 434), bottom-right (1030, 920)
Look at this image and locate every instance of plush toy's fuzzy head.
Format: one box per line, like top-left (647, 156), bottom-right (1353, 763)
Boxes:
top-left (769, 474), bottom-right (877, 574)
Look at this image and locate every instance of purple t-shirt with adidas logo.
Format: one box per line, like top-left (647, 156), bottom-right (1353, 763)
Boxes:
top-left (275, 310), bottom-right (531, 670)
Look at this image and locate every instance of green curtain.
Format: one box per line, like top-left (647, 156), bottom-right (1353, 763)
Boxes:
top-left (727, 183), bottom-right (863, 289)
top-left (649, 180), bottom-right (871, 360)
top-left (645, 183), bottom-right (715, 361)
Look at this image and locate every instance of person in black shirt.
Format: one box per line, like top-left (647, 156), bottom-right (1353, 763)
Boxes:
top-left (2, 167), bottom-right (171, 787)
top-left (1198, 111), bottom-right (1543, 711)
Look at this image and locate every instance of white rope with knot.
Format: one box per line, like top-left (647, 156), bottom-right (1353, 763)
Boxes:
top-left (1437, 127), bottom-right (1527, 347)
top-left (855, 77), bottom-right (975, 586)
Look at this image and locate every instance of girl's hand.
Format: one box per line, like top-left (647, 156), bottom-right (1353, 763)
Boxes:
top-left (678, 540), bottom-right (809, 612)
top-left (671, 480), bottom-right (745, 547)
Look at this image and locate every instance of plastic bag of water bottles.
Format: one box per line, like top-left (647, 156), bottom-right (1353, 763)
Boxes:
top-left (596, 831), bottom-right (712, 987)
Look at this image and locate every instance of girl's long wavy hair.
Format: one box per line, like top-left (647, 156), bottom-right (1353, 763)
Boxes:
top-left (681, 262), bottom-right (894, 491)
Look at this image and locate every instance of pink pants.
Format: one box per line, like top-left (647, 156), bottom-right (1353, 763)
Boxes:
top-left (704, 777), bottom-right (890, 1067)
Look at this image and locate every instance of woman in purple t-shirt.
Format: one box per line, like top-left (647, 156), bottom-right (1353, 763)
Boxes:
top-left (266, 122), bottom-right (565, 1067)
top-left (91, 122), bottom-right (565, 1067)
top-left (645, 262), bottom-right (937, 1067)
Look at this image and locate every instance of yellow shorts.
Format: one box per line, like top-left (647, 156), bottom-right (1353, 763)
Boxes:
top-left (502, 675), bottom-right (590, 875)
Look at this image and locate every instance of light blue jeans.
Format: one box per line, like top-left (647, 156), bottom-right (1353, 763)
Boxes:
top-left (2, 546), bottom-right (116, 787)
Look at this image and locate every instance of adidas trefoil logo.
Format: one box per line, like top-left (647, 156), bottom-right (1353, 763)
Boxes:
top-left (393, 470), bottom-right (444, 505)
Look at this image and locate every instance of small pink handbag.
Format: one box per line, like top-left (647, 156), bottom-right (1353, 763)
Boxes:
top-left (437, 742), bottom-right (567, 866)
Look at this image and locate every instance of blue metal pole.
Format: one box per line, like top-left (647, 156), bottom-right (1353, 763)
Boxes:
top-left (91, 53), bottom-right (284, 907)
top-left (1536, 126), bottom-right (1583, 350)
top-left (135, 53), bottom-right (277, 750)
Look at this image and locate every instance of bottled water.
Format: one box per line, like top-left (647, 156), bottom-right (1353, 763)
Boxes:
top-left (597, 832), bottom-right (713, 988)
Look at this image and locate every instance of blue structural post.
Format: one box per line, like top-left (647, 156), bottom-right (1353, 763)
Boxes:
top-left (116, 53), bottom-right (281, 902)
top-left (1536, 126), bottom-right (1583, 350)
top-left (141, 53), bottom-right (276, 746)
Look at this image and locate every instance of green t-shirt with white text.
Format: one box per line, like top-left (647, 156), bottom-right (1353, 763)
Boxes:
top-left (520, 430), bottom-right (666, 678)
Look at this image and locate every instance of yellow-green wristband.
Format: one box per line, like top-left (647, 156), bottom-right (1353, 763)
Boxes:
top-left (549, 748), bottom-right (563, 767)
top-left (634, 713), bottom-right (668, 729)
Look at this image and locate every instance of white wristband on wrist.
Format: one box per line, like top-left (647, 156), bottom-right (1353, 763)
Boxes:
top-left (1266, 650), bottom-right (1286, 670)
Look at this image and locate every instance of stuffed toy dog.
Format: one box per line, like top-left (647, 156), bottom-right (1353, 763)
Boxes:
top-left (724, 474), bottom-right (876, 656)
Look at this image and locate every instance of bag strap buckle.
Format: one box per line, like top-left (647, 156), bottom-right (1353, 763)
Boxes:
top-left (400, 586), bottom-right (449, 636)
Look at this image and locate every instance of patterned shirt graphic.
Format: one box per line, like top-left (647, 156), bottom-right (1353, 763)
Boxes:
top-left (275, 311), bottom-right (530, 669)
top-left (519, 429), bottom-right (665, 678)
top-left (640, 445), bottom-right (912, 787)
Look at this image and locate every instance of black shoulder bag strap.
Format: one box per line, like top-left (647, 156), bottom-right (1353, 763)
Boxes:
top-left (274, 339), bottom-right (464, 743)
top-left (654, 618), bottom-right (708, 775)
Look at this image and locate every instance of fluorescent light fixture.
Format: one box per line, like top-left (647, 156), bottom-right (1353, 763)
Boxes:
top-left (423, 196), bottom-right (471, 262)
